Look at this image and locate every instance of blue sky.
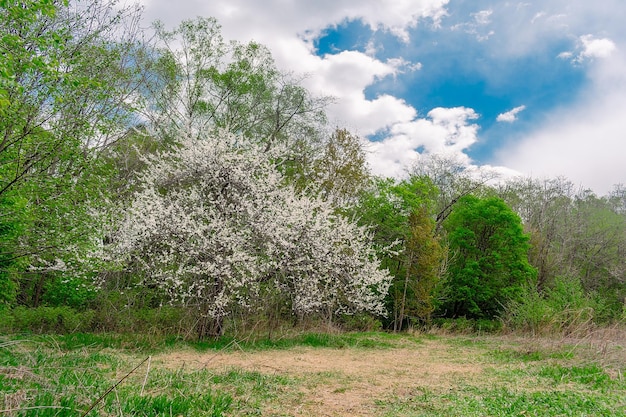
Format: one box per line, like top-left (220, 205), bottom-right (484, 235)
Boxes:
top-left (138, 0), bottom-right (626, 195)
top-left (314, 15), bottom-right (588, 162)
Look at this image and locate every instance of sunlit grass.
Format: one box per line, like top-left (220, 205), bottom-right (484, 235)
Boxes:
top-left (1, 331), bottom-right (624, 416)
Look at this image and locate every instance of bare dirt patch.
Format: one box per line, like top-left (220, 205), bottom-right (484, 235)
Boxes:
top-left (154, 339), bottom-right (484, 416)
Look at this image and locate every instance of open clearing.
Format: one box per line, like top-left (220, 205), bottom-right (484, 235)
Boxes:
top-left (156, 338), bottom-right (483, 416)
top-left (2, 330), bottom-right (625, 416)
top-left (152, 330), bottom-right (626, 416)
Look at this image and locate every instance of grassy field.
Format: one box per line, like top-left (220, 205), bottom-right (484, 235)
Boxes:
top-left (1, 329), bottom-right (624, 416)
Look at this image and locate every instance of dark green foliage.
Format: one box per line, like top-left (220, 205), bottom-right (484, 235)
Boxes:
top-left (355, 176), bottom-right (444, 330)
top-left (431, 317), bottom-right (502, 334)
top-left (7, 306), bottom-right (95, 333)
top-left (40, 276), bottom-right (97, 309)
top-left (441, 196), bottom-right (536, 318)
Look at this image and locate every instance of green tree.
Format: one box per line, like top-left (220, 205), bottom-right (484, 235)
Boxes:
top-left (441, 196), bottom-right (535, 318)
top-left (398, 206), bottom-right (444, 326)
top-left (139, 17), bottom-right (328, 154)
top-left (499, 179), bottom-right (626, 321)
top-left (0, 0), bottom-right (145, 307)
top-left (356, 176), bottom-right (444, 329)
top-left (311, 128), bottom-right (370, 206)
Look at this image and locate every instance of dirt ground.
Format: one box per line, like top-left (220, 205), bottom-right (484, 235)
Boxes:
top-left (154, 339), bottom-right (485, 416)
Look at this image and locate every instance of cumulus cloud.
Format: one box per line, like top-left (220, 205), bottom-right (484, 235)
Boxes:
top-left (496, 105), bottom-right (526, 123)
top-left (497, 52), bottom-right (626, 195)
top-left (559, 35), bottom-right (617, 63)
top-left (135, 0), bottom-right (626, 194)
top-left (139, 0), bottom-right (450, 45)
top-left (294, 51), bottom-right (417, 134)
top-left (366, 107), bottom-right (480, 178)
top-left (578, 35), bottom-right (617, 60)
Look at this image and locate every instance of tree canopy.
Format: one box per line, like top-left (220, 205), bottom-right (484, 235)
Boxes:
top-left (442, 195), bottom-right (536, 318)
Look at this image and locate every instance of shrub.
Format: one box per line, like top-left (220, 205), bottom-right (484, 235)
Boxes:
top-left (9, 306), bottom-right (95, 333)
top-left (41, 275), bottom-right (97, 309)
top-left (338, 313), bottom-right (383, 331)
top-left (502, 276), bottom-right (600, 335)
top-left (430, 317), bottom-right (501, 334)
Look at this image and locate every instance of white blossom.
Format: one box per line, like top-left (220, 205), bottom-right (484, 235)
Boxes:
top-left (108, 129), bottom-right (391, 325)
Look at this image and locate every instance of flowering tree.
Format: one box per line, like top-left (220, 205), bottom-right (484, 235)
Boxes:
top-left (109, 130), bottom-right (391, 337)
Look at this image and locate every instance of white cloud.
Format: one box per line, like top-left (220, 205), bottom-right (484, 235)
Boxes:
top-left (472, 9), bottom-right (493, 25)
top-left (140, 0), bottom-right (450, 45)
top-left (367, 107), bottom-right (480, 178)
top-left (386, 57), bottom-right (423, 73)
top-left (559, 35), bottom-right (617, 64)
top-left (452, 8), bottom-right (495, 41)
top-left (497, 52), bottom-right (626, 195)
top-left (474, 1), bottom-right (622, 58)
top-left (531, 11), bottom-right (546, 23)
top-left (135, 0), bottom-right (626, 194)
top-left (294, 51), bottom-right (417, 134)
top-left (496, 105), bottom-right (527, 122)
top-left (578, 35), bottom-right (617, 60)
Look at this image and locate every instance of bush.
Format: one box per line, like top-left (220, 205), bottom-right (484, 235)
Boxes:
top-left (430, 317), bottom-right (502, 334)
top-left (92, 305), bottom-right (191, 337)
top-left (9, 306), bottom-right (95, 333)
top-left (0, 305), bottom-right (14, 332)
top-left (338, 313), bottom-right (383, 331)
top-left (502, 276), bottom-right (601, 335)
top-left (41, 275), bottom-right (97, 309)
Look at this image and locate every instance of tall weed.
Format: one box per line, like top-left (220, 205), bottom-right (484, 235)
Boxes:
top-left (502, 276), bottom-right (601, 335)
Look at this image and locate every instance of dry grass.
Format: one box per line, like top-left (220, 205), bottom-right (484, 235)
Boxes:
top-left (152, 330), bottom-right (626, 416)
top-left (155, 338), bottom-right (483, 416)
top-left (2, 330), bottom-right (624, 416)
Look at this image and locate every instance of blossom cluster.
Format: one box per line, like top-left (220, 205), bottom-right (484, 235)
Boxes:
top-left (110, 130), bottom-right (391, 322)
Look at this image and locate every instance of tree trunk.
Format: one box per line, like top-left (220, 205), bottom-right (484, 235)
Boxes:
top-left (397, 252), bottom-right (414, 332)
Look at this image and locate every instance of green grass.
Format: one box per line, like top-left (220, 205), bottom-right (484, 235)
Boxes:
top-left (186, 330), bottom-right (418, 352)
top-left (488, 347), bottom-right (575, 363)
top-left (374, 333), bottom-right (625, 417)
top-left (5, 330), bottom-right (416, 354)
top-left (1, 331), bottom-right (624, 416)
top-left (539, 364), bottom-right (616, 389)
top-left (0, 337), bottom-right (235, 416)
top-left (377, 387), bottom-right (622, 417)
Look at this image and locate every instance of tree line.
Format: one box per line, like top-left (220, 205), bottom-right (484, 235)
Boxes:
top-left (1, 0), bottom-right (624, 338)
